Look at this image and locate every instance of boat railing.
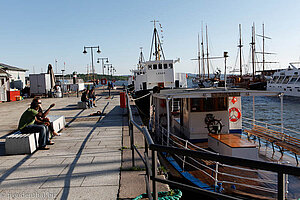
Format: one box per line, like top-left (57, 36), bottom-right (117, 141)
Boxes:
top-left (125, 91), bottom-right (300, 200)
top-left (243, 116), bottom-right (300, 137)
top-left (158, 123), bottom-right (278, 195)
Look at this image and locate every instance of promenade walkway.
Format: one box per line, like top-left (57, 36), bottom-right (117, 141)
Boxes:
top-left (0, 88), bottom-right (168, 200)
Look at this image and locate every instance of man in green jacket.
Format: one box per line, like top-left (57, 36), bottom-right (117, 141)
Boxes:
top-left (18, 101), bottom-right (53, 150)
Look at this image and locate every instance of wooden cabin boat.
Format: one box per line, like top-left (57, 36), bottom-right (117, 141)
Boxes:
top-left (150, 88), bottom-right (300, 199)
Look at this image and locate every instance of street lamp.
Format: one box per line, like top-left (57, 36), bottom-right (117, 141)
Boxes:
top-left (97, 58), bottom-right (109, 75)
top-left (83, 46), bottom-right (101, 83)
top-left (61, 69), bottom-right (65, 98)
top-left (104, 64), bottom-right (112, 78)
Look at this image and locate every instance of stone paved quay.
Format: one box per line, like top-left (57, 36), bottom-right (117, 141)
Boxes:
top-left (0, 88), bottom-right (168, 200)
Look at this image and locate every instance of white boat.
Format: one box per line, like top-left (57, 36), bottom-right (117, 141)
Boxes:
top-left (267, 63), bottom-right (300, 97)
top-left (130, 22), bottom-right (185, 120)
top-left (150, 87), bottom-right (300, 199)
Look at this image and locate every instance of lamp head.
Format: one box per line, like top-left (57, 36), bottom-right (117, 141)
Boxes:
top-left (97, 46), bottom-right (101, 54)
top-left (83, 47), bottom-right (87, 54)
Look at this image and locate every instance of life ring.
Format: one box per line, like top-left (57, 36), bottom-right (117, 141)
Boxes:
top-left (229, 107), bottom-right (241, 122)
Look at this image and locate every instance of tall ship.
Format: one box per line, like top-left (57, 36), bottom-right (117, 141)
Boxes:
top-left (267, 63), bottom-right (300, 97)
top-left (130, 21), bottom-right (184, 120)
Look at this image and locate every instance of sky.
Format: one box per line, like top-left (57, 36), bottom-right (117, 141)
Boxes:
top-left (1, 0), bottom-right (300, 76)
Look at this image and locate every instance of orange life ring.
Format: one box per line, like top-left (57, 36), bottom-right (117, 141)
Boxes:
top-left (229, 107), bottom-right (241, 122)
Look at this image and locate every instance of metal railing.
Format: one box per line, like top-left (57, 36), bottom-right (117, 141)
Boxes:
top-left (158, 124), bottom-right (278, 195)
top-left (125, 91), bottom-right (300, 200)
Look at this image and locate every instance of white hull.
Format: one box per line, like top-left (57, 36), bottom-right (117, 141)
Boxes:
top-left (267, 64), bottom-right (300, 97)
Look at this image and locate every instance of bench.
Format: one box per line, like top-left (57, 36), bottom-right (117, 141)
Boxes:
top-left (5, 115), bottom-right (65, 155)
top-left (244, 125), bottom-right (300, 164)
top-left (47, 115), bottom-right (65, 133)
top-left (5, 131), bottom-right (39, 154)
top-left (78, 101), bottom-right (88, 109)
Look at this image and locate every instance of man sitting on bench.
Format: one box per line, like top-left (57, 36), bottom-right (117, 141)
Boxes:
top-left (18, 101), bottom-right (54, 150)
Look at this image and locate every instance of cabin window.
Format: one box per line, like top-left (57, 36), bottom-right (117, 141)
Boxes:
top-left (277, 76), bottom-right (285, 84)
top-left (158, 64), bottom-right (162, 69)
top-left (148, 65), bottom-right (152, 70)
top-left (153, 64), bottom-right (157, 70)
top-left (190, 97), bottom-right (227, 112)
top-left (272, 76), bottom-right (279, 83)
top-left (282, 76), bottom-right (291, 84)
top-left (288, 77), bottom-right (298, 84)
top-left (169, 63), bottom-right (173, 68)
top-left (164, 64), bottom-right (168, 69)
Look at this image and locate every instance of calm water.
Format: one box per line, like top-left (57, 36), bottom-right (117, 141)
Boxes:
top-left (242, 96), bottom-right (300, 136)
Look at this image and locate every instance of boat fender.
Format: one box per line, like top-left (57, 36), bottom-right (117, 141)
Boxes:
top-left (231, 184), bottom-right (236, 190)
top-left (217, 182), bottom-right (224, 193)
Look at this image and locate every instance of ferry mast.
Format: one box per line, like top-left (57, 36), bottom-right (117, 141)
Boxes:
top-left (149, 20), bottom-right (165, 61)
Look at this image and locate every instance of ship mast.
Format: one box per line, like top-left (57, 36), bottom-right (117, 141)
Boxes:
top-left (238, 24), bottom-right (243, 77)
top-left (250, 23), bottom-right (256, 80)
top-left (206, 25), bottom-right (210, 79)
top-left (138, 47), bottom-right (145, 70)
top-left (197, 33), bottom-right (201, 79)
top-left (201, 24), bottom-right (205, 80)
top-left (149, 20), bottom-right (165, 61)
top-left (256, 23), bottom-right (277, 77)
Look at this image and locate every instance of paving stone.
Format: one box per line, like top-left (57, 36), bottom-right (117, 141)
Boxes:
top-left (55, 186), bottom-right (118, 200)
top-left (0, 176), bottom-right (48, 189)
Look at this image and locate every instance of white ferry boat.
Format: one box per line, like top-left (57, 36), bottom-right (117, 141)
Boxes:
top-left (130, 21), bottom-right (185, 119)
top-left (267, 63), bottom-right (300, 97)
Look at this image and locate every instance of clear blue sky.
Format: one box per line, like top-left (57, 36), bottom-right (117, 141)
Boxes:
top-left (1, 0), bottom-right (300, 75)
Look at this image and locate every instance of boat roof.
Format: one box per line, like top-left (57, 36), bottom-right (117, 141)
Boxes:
top-left (152, 87), bottom-right (281, 99)
top-left (142, 60), bottom-right (173, 65)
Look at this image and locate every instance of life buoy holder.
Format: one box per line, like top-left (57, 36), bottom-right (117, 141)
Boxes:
top-left (229, 107), bottom-right (241, 122)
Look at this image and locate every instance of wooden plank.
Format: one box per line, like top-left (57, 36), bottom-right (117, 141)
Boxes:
top-left (209, 134), bottom-right (256, 148)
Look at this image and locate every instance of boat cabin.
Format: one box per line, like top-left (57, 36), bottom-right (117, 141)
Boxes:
top-left (152, 88), bottom-right (243, 140)
top-left (151, 88), bottom-right (281, 160)
top-left (134, 60), bottom-right (175, 92)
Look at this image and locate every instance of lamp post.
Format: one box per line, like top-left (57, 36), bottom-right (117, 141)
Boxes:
top-left (97, 58), bottom-right (109, 75)
top-left (104, 64), bottom-right (113, 79)
top-left (61, 69), bottom-right (65, 98)
top-left (83, 46), bottom-right (101, 83)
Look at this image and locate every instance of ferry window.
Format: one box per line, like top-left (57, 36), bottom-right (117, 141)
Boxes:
top-left (277, 76), bottom-right (285, 84)
top-left (158, 64), bottom-right (162, 69)
top-left (148, 65), bottom-right (152, 70)
top-left (282, 76), bottom-right (291, 84)
top-left (153, 64), bottom-right (157, 70)
top-left (289, 77), bottom-right (298, 84)
top-left (164, 64), bottom-right (168, 69)
top-left (169, 63), bottom-right (173, 68)
top-left (296, 77), bottom-right (300, 84)
top-left (190, 97), bottom-right (227, 112)
top-left (272, 76), bottom-right (279, 83)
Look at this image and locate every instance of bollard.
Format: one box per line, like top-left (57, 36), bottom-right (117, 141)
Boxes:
top-left (120, 92), bottom-right (126, 108)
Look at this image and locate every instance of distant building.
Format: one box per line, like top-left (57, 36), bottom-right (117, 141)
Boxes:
top-left (0, 63), bottom-right (27, 90)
